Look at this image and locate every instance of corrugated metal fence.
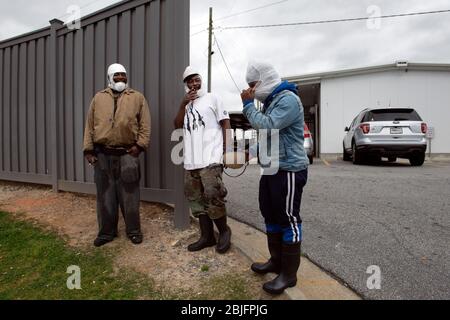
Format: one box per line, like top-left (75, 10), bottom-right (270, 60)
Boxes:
top-left (0, 0), bottom-right (190, 228)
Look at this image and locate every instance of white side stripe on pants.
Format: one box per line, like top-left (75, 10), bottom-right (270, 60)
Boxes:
top-left (285, 172), bottom-right (300, 243)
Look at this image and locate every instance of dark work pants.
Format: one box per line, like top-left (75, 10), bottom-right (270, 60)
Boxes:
top-left (94, 152), bottom-right (142, 241)
top-left (259, 169), bottom-right (308, 244)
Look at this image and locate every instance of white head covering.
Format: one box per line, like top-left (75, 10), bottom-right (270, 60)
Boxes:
top-left (107, 63), bottom-right (128, 92)
top-left (182, 66), bottom-right (206, 97)
top-left (246, 61), bottom-right (282, 102)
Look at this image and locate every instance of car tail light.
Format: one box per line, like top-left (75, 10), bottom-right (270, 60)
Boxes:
top-left (421, 123), bottom-right (427, 134)
top-left (359, 123), bottom-right (370, 134)
top-left (304, 124), bottom-right (311, 138)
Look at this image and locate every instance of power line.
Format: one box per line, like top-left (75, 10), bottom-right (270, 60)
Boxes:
top-left (190, 29), bottom-right (208, 37)
top-left (214, 35), bottom-right (241, 94)
top-left (220, 8), bottom-right (450, 30)
top-left (191, 0), bottom-right (290, 28)
top-left (215, 0), bottom-right (290, 22)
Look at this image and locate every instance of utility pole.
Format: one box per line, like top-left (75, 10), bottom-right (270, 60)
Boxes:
top-left (207, 7), bottom-right (213, 93)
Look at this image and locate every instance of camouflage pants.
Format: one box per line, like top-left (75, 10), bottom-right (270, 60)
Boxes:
top-left (184, 164), bottom-right (228, 220)
top-left (94, 152), bottom-right (142, 241)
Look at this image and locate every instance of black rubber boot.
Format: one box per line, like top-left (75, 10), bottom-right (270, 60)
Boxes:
top-left (93, 237), bottom-right (113, 247)
top-left (213, 216), bottom-right (232, 254)
top-left (188, 215), bottom-right (216, 252)
top-left (263, 242), bottom-right (301, 295)
top-left (251, 232), bottom-right (282, 274)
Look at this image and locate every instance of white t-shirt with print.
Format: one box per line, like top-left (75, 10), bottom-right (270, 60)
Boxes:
top-left (183, 93), bottom-right (230, 170)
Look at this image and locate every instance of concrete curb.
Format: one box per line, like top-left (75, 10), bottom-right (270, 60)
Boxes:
top-left (228, 218), bottom-right (361, 300)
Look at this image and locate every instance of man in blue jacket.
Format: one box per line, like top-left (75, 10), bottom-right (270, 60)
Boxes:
top-left (241, 61), bottom-right (308, 295)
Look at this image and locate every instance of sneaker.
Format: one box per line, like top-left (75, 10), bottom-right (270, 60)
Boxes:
top-left (130, 235), bottom-right (143, 245)
top-left (94, 237), bottom-right (112, 247)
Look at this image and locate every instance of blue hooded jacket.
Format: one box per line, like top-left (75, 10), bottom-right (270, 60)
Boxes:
top-left (243, 81), bottom-right (309, 172)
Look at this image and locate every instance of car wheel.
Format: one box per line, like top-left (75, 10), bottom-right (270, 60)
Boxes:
top-left (352, 143), bottom-right (363, 165)
top-left (343, 144), bottom-right (351, 161)
top-left (308, 155), bottom-right (313, 164)
top-left (409, 152), bottom-right (425, 166)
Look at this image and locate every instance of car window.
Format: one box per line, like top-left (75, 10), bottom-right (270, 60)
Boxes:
top-left (354, 112), bottom-right (365, 126)
top-left (363, 109), bottom-right (422, 122)
top-left (350, 115), bottom-right (358, 128)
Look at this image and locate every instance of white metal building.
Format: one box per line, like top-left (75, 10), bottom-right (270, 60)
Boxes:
top-left (285, 62), bottom-right (450, 158)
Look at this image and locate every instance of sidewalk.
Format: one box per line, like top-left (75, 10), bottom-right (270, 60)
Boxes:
top-left (228, 217), bottom-right (362, 300)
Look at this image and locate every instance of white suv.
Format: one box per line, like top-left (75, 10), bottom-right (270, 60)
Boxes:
top-left (343, 108), bottom-right (428, 166)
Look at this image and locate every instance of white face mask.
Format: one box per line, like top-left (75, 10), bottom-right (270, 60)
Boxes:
top-left (112, 81), bottom-right (127, 92)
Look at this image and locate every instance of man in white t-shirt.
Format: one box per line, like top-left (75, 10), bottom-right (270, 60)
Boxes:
top-left (174, 66), bottom-right (232, 254)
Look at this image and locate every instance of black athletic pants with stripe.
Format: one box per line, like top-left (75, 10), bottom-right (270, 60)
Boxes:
top-left (259, 169), bottom-right (308, 244)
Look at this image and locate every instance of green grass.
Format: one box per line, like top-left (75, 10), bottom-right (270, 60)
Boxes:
top-left (0, 211), bottom-right (256, 300)
top-left (0, 211), bottom-right (174, 300)
top-left (197, 274), bottom-right (256, 300)
top-left (201, 265), bottom-right (210, 272)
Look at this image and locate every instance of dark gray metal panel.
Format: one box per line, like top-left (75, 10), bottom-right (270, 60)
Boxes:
top-left (118, 11), bottom-right (131, 73)
top-left (74, 29), bottom-right (85, 182)
top-left (27, 40), bottom-right (37, 174)
top-left (45, 37), bottom-right (52, 175)
top-left (65, 33), bottom-right (75, 181)
top-left (131, 6), bottom-right (145, 92)
top-left (0, 48), bottom-right (3, 171)
top-left (36, 38), bottom-right (46, 175)
top-left (106, 15), bottom-right (118, 66)
top-left (160, 0), bottom-right (190, 191)
top-left (146, 0), bottom-right (161, 189)
top-left (160, 0), bottom-right (190, 228)
top-left (94, 20), bottom-right (106, 92)
top-left (10, 45), bottom-right (19, 172)
top-left (57, 36), bottom-right (66, 181)
top-left (132, 5), bottom-right (146, 188)
top-left (50, 21), bottom-right (62, 190)
top-left (3, 47), bottom-right (11, 172)
top-left (159, 6), bottom-right (170, 190)
top-left (83, 24), bottom-right (95, 183)
top-left (19, 42), bottom-right (28, 173)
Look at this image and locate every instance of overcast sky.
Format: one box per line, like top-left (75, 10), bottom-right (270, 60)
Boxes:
top-left (1, 0), bottom-right (450, 110)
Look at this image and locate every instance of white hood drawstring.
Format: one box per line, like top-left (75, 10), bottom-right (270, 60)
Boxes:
top-left (182, 66), bottom-right (206, 97)
top-left (246, 61), bottom-right (282, 103)
top-left (107, 63), bottom-right (128, 92)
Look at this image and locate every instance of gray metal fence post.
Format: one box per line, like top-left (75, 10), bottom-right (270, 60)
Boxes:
top-left (49, 19), bottom-right (63, 192)
top-left (168, 0), bottom-right (190, 230)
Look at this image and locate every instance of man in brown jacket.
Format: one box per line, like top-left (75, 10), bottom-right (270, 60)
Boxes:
top-left (83, 63), bottom-right (151, 247)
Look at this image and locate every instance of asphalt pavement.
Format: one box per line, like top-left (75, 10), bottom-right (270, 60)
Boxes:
top-left (223, 159), bottom-right (450, 300)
